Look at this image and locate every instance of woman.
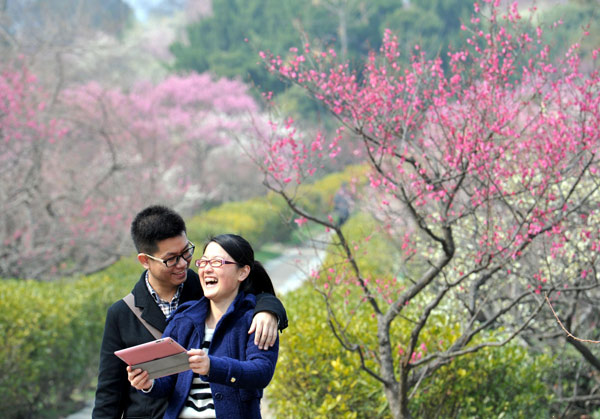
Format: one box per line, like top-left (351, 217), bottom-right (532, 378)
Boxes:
top-left (128, 234), bottom-right (279, 418)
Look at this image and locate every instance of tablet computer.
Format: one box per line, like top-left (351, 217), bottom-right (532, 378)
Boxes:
top-left (115, 337), bottom-right (190, 379)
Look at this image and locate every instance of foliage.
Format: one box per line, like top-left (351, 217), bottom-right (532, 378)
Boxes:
top-left (535, 0), bottom-right (599, 67)
top-left (411, 345), bottom-right (553, 417)
top-left (382, 0), bottom-right (474, 62)
top-left (170, 0), bottom-right (306, 94)
top-left (294, 164), bottom-right (367, 218)
top-left (268, 213), bottom-right (553, 418)
top-left (186, 196), bottom-right (291, 247)
top-left (186, 164), bottom-right (364, 247)
top-left (169, 0), bottom-right (474, 103)
top-left (1, 0), bottom-right (133, 48)
top-left (0, 257), bottom-right (139, 418)
top-left (255, 0), bottom-right (600, 416)
top-left (266, 283), bottom-right (390, 419)
top-left (541, 337), bottom-right (600, 417)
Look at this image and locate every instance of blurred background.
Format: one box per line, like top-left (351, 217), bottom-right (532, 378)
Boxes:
top-left (2, 0), bottom-right (596, 280)
top-left (1, 0), bottom-right (599, 417)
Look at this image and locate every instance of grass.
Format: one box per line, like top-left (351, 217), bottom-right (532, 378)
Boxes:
top-left (255, 245), bottom-right (285, 263)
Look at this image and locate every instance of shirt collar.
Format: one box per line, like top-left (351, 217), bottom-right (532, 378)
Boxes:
top-left (144, 270), bottom-right (184, 304)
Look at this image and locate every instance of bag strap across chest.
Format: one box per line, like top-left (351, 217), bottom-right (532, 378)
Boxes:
top-left (122, 292), bottom-right (162, 340)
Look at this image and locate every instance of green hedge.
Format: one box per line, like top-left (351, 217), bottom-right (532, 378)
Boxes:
top-left (0, 258), bottom-right (139, 418)
top-left (186, 164), bottom-right (365, 247)
top-left (265, 284), bottom-right (390, 418)
top-left (411, 344), bottom-right (553, 417)
top-left (186, 195), bottom-right (293, 246)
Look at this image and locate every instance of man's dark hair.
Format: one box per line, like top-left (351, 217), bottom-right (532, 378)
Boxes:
top-left (131, 205), bottom-right (187, 254)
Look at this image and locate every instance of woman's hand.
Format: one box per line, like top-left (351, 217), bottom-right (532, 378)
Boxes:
top-left (127, 366), bottom-right (153, 391)
top-left (188, 349), bottom-right (210, 375)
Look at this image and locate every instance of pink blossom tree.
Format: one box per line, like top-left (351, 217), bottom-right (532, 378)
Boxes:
top-left (0, 62), bottom-right (70, 279)
top-left (257, 1), bottom-right (600, 416)
top-left (1, 65), bottom-right (262, 280)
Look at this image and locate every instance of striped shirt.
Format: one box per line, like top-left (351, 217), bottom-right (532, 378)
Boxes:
top-left (179, 326), bottom-right (215, 418)
top-left (145, 271), bottom-right (183, 318)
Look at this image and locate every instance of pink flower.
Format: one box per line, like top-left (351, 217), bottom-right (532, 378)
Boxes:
top-left (294, 217), bottom-right (308, 227)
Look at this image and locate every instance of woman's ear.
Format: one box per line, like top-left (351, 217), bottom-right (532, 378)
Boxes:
top-left (238, 265), bottom-right (251, 283)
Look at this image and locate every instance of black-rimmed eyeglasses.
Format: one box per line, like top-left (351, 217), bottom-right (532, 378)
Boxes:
top-left (195, 258), bottom-right (239, 269)
top-left (144, 243), bottom-right (195, 268)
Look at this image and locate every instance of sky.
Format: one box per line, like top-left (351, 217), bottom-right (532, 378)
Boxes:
top-left (125, 0), bottom-right (166, 21)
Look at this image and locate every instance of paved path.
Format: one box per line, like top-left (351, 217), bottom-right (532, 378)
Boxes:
top-left (265, 242), bottom-right (327, 295)
top-left (65, 242), bottom-right (327, 418)
top-left (65, 399), bottom-right (94, 419)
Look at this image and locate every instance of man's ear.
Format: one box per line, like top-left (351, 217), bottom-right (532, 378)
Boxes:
top-left (137, 253), bottom-right (150, 268)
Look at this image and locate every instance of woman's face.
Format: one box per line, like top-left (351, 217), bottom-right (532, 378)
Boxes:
top-left (198, 242), bottom-right (248, 304)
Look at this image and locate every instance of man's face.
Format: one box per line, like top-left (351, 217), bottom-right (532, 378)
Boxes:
top-left (142, 233), bottom-right (191, 292)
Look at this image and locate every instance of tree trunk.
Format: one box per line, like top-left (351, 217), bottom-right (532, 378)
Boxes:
top-left (384, 381), bottom-right (404, 419)
top-left (382, 366), bottom-right (412, 419)
top-left (336, 8), bottom-right (347, 61)
top-left (379, 315), bottom-right (412, 418)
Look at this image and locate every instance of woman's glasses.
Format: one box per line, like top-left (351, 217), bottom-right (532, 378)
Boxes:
top-left (195, 258), bottom-right (239, 269)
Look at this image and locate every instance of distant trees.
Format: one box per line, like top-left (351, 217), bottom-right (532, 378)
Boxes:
top-left (0, 61), bottom-right (265, 280)
top-left (255, 0), bottom-right (600, 416)
top-left (381, 0), bottom-right (473, 59)
top-left (0, 0), bottom-right (275, 280)
top-left (169, 0), bottom-right (472, 101)
top-left (170, 0), bottom-right (308, 94)
top-left (0, 0), bottom-right (133, 74)
top-left (170, 0), bottom-right (597, 124)
top-left (0, 0), bottom-right (132, 43)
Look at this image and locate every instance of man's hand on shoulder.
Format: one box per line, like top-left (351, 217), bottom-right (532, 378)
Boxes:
top-left (249, 312), bottom-right (278, 350)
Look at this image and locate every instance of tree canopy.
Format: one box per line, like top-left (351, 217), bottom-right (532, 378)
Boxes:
top-left (255, 0), bottom-right (600, 416)
top-left (0, 64), bottom-right (265, 279)
top-left (168, 0), bottom-right (474, 98)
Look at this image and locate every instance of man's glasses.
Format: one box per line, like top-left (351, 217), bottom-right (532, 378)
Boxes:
top-left (144, 243), bottom-right (195, 268)
top-left (195, 258), bottom-right (239, 269)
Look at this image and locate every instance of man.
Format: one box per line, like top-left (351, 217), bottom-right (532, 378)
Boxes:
top-left (333, 183), bottom-right (351, 227)
top-left (92, 205), bottom-right (287, 418)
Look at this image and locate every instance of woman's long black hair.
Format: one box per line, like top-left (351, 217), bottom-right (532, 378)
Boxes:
top-left (205, 234), bottom-right (276, 296)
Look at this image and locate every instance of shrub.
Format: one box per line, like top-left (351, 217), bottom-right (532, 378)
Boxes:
top-left (186, 165), bottom-right (366, 248)
top-left (187, 197), bottom-right (292, 246)
top-left (0, 257), bottom-right (139, 418)
top-left (411, 344), bottom-right (553, 418)
top-left (265, 284), bottom-right (390, 419)
top-left (296, 164), bottom-right (367, 217)
top-left (269, 282), bottom-right (552, 418)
